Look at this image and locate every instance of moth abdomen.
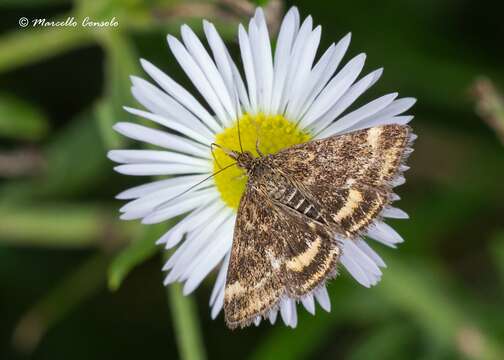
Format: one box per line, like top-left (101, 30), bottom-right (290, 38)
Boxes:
top-left (274, 185), bottom-right (324, 222)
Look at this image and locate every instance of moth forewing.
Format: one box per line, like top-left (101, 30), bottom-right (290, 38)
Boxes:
top-left (223, 124), bottom-right (414, 329)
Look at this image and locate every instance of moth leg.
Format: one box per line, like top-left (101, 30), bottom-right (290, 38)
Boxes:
top-left (256, 138), bottom-right (264, 157)
top-left (232, 173), bottom-right (247, 181)
top-left (210, 143), bottom-right (223, 169)
top-left (252, 118), bottom-right (264, 157)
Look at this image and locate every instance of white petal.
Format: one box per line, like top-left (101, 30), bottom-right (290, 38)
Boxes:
top-left (268, 309), bottom-right (278, 324)
top-left (114, 163), bottom-right (209, 177)
top-left (285, 26), bottom-right (322, 120)
top-left (108, 150), bottom-right (211, 168)
top-left (203, 20), bottom-right (233, 95)
top-left (119, 176), bottom-right (212, 214)
top-left (382, 207), bottom-right (409, 219)
top-left (288, 300), bottom-right (298, 328)
top-left (340, 248), bottom-right (371, 288)
top-left (122, 187), bottom-right (216, 221)
top-left (291, 6), bottom-right (300, 34)
top-left (309, 68), bottom-right (383, 133)
top-left (381, 97), bottom-right (416, 116)
top-left (344, 240), bottom-right (382, 280)
top-left (203, 20), bottom-right (248, 115)
top-left (229, 56), bottom-right (252, 114)
top-left (301, 53), bottom-right (366, 128)
top-left (344, 98), bottom-right (416, 133)
top-left (314, 286), bottom-right (331, 312)
top-left (317, 92), bottom-right (398, 138)
top-left (280, 16), bottom-right (313, 111)
top-left (301, 295), bottom-right (315, 315)
top-left (355, 240), bottom-right (386, 268)
top-left (123, 105), bottom-right (212, 145)
top-left (140, 59), bottom-right (222, 133)
top-left (211, 285), bottom-right (225, 319)
top-left (390, 193), bottom-right (401, 201)
top-left (167, 35), bottom-right (229, 125)
top-left (142, 188), bottom-right (219, 224)
top-left (210, 253), bottom-right (230, 306)
top-left (158, 200), bottom-right (225, 248)
top-left (182, 216), bottom-right (234, 294)
top-left (346, 115), bottom-right (413, 133)
top-left (163, 206), bottom-right (231, 273)
top-left (286, 39), bottom-right (332, 119)
top-left (392, 175), bottom-right (406, 187)
top-left (180, 25), bottom-right (236, 125)
top-left (294, 33), bottom-right (352, 121)
top-left (113, 122), bottom-right (209, 159)
top-left (367, 221), bottom-right (404, 247)
top-left (180, 215), bottom-right (233, 283)
top-left (116, 175), bottom-right (206, 200)
top-left (280, 298), bottom-right (292, 326)
top-left (129, 76), bottom-right (215, 140)
top-left (270, 7), bottom-right (298, 114)
top-left (250, 9), bottom-right (274, 113)
top-left (254, 316), bottom-right (261, 327)
top-left (238, 24), bottom-right (258, 113)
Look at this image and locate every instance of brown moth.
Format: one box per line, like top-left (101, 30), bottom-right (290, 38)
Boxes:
top-left (222, 124), bottom-right (414, 329)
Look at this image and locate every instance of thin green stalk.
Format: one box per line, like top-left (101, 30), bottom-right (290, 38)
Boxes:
top-left (164, 253), bottom-right (206, 360)
top-left (0, 204), bottom-right (133, 248)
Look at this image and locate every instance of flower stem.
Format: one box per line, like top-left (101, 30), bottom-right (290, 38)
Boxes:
top-left (164, 254), bottom-right (207, 360)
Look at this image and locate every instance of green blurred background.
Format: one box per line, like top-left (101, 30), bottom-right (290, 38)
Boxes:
top-left (1, 0), bottom-right (503, 359)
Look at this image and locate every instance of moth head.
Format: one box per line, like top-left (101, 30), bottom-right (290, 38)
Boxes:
top-left (211, 143), bottom-right (255, 171)
top-left (235, 151), bottom-right (255, 170)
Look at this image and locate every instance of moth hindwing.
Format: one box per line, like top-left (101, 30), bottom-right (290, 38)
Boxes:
top-left (223, 124), bottom-right (413, 329)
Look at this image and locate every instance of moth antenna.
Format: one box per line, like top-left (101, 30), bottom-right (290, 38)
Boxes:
top-left (211, 142), bottom-right (239, 160)
top-left (231, 87), bottom-right (244, 154)
top-left (153, 162), bottom-right (237, 211)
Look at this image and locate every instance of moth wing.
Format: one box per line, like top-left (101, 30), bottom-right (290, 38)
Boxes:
top-left (277, 203), bottom-right (341, 298)
top-left (269, 124), bottom-right (413, 236)
top-left (224, 185), bottom-right (340, 329)
top-left (224, 186), bottom-right (284, 329)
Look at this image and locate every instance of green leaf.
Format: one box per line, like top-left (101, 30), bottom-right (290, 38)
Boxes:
top-left (0, 203), bottom-right (128, 248)
top-left (0, 94), bottom-right (49, 141)
top-left (108, 220), bottom-right (175, 291)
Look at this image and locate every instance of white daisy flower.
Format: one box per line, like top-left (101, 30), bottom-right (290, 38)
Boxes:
top-left (109, 7), bottom-right (415, 328)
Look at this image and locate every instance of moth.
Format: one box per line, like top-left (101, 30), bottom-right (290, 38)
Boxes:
top-left (221, 124), bottom-right (414, 329)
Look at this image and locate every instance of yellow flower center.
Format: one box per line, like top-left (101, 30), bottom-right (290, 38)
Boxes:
top-left (213, 113), bottom-right (312, 210)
